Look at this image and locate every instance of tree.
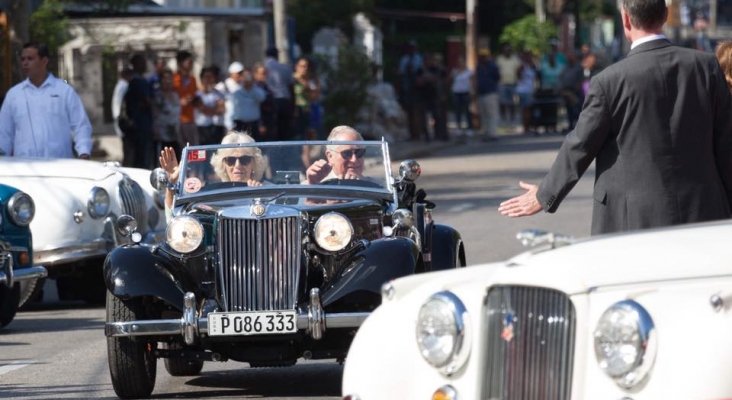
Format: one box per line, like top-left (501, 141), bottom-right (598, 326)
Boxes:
top-left (316, 45), bottom-right (373, 130)
top-left (499, 15), bottom-right (558, 55)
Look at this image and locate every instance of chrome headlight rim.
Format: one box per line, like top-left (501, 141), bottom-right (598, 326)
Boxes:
top-left (416, 290), bottom-right (471, 376)
top-left (313, 212), bottom-right (354, 252)
top-left (593, 299), bottom-right (657, 389)
top-left (165, 215), bottom-right (204, 254)
top-left (87, 187), bottom-right (111, 219)
top-left (7, 191), bottom-right (35, 226)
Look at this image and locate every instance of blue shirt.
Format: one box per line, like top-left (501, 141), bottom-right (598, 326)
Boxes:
top-left (0, 73), bottom-right (92, 158)
top-left (265, 57), bottom-right (293, 99)
top-left (476, 60), bottom-right (500, 95)
top-left (230, 85), bottom-right (266, 123)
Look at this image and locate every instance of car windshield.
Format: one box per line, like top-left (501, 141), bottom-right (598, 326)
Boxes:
top-left (176, 141), bottom-right (393, 199)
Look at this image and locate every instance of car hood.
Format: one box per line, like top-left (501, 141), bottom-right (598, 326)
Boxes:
top-left (0, 157), bottom-right (117, 181)
top-left (389, 220), bottom-right (732, 299)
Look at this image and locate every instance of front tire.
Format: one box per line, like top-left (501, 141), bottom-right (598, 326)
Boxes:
top-left (106, 291), bottom-right (157, 399)
top-left (163, 342), bottom-right (204, 376)
top-left (0, 283), bottom-right (20, 328)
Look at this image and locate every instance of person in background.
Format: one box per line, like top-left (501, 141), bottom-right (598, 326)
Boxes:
top-left (264, 47), bottom-right (294, 140)
top-left (148, 57), bottom-right (167, 96)
top-left (217, 61), bottom-right (244, 131)
top-left (475, 48), bottom-right (501, 141)
top-left (715, 41), bottom-right (732, 91)
top-left (195, 66), bottom-right (226, 145)
top-left (397, 40), bottom-right (424, 141)
top-left (125, 53), bottom-right (155, 168)
top-left (499, 0), bottom-right (732, 235)
top-left (230, 67), bottom-right (266, 136)
top-left (173, 50), bottom-right (199, 146)
top-left (515, 50), bottom-right (537, 134)
top-left (539, 40), bottom-right (567, 91)
top-left (558, 50), bottom-right (584, 132)
top-left (151, 68), bottom-right (181, 158)
top-left (495, 43), bottom-right (521, 126)
top-left (112, 66), bottom-right (133, 142)
top-left (0, 42), bottom-right (92, 159)
top-left (293, 57), bottom-right (317, 140)
top-left (252, 62), bottom-right (275, 141)
top-left (450, 57), bottom-right (474, 137)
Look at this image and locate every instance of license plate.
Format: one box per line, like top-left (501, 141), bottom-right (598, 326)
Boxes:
top-left (207, 310), bottom-right (297, 336)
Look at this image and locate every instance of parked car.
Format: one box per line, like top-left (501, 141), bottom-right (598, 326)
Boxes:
top-left (103, 140), bottom-right (465, 398)
top-left (0, 184), bottom-right (47, 328)
top-left (0, 157), bottom-right (165, 303)
top-left (341, 221), bottom-right (732, 400)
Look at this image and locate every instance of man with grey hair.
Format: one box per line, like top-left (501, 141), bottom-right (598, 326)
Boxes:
top-left (499, 0), bottom-right (732, 235)
top-left (305, 125), bottom-right (365, 184)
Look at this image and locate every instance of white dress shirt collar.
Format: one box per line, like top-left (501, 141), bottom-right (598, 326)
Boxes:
top-left (21, 73), bottom-right (54, 89)
top-left (631, 34), bottom-right (667, 50)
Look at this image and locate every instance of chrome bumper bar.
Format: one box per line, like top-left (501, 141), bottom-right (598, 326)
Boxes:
top-left (105, 288), bottom-right (369, 345)
top-left (0, 253), bottom-right (48, 287)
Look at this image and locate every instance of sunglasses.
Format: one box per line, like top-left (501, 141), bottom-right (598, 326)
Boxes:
top-left (340, 148), bottom-right (366, 160)
top-left (223, 155), bottom-right (253, 167)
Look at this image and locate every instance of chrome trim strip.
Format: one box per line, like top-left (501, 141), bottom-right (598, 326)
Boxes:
top-left (11, 266), bottom-right (47, 283)
top-left (33, 240), bottom-right (109, 265)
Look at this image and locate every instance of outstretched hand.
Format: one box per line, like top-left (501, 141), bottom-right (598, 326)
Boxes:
top-left (498, 181), bottom-right (543, 217)
top-left (159, 147), bottom-right (180, 184)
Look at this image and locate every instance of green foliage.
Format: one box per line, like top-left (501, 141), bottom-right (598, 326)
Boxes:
top-left (30, 0), bottom-right (70, 53)
top-left (288, 0), bottom-right (374, 53)
top-left (317, 45), bottom-right (374, 130)
top-left (498, 15), bottom-right (559, 55)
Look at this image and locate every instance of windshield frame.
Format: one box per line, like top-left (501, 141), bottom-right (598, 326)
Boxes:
top-left (173, 139), bottom-right (397, 206)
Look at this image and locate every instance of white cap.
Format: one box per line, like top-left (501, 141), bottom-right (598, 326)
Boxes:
top-left (228, 61), bottom-right (244, 74)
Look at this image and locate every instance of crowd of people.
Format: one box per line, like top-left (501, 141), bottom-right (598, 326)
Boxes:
top-left (111, 47), bottom-right (323, 169)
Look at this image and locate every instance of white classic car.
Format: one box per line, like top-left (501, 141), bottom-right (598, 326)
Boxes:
top-left (0, 157), bottom-right (165, 303)
top-left (342, 221), bottom-right (732, 400)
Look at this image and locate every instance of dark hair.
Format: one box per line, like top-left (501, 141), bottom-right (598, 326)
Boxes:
top-left (22, 42), bottom-right (49, 59)
top-left (266, 47), bottom-right (278, 58)
top-left (199, 65), bottom-right (218, 80)
top-left (621, 0), bottom-right (668, 30)
top-left (176, 50), bottom-right (193, 65)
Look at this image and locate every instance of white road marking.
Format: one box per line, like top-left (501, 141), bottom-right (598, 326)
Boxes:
top-left (0, 360), bottom-right (33, 376)
top-left (447, 202), bottom-right (474, 213)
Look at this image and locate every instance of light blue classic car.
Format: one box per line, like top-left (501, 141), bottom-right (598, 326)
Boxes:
top-left (0, 183), bottom-right (47, 328)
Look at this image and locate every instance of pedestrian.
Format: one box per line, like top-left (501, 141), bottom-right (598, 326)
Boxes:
top-left (538, 40), bottom-right (567, 92)
top-left (0, 42), bottom-right (92, 159)
top-left (495, 43), bottom-right (521, 127)
top-left (498, 0), bottom-right (732, 235)
top-left (397, 40), bottom-right (424, 141)
top-left (151, 68), bottom-right (181, 159)
top-left (216, 61), bottom-right (244, 131)
top-left (148, 57), bottom-right (167, 96)
top-left (173, 50), bottom-right (199, 146)
top-left (558, 51), bottom-right (583, 132)
top-left (264, 47), bottom-right (294, 140)
top-left (475, 48), bottom-right (500, 141)
top-left (112, 66), bottom-right (133, 140)
top-left (195, 66), bottom-right (226, 145)
top-left (450, 57), bottom-right (474, 136)
top-left (292, 57), bottom-right (316, 140)
top-left (124, 53), bottom-right (155, 168)
top-left (515, 50), bottom-right (537, 134)
top-left (252, 62), bottom-right (275, 141)
top-left (230, 67), bottom-right (266, 137)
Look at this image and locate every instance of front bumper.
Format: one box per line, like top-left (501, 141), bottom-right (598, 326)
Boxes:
top-left (105, 288), bottom-right (369, 345)
top-left (0, 252), bottom-right (48, 287)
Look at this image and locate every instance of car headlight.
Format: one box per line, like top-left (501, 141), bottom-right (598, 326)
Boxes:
top-left (87, 187), bottom-right (111, 219)
top-left (166, 215), bottom-right (203, 253)
top-left (594, 299), bottom-right (657, 388)
top-left (314, 212), bottom-right (353, 252)
top-left (416, 291), bottom-right (471, 375)
top-left (8, 192), bottom-right (35, 226)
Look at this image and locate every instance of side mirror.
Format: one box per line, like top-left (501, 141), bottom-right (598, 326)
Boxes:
top-left (150, 168), bottom-right (170, 191)
top-left (398, 160), bottom-right (421, 182)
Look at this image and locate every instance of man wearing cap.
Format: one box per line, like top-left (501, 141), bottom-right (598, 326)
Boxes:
top-left (475, 48), bottom-right (500, 141)
top-left (216, 61), bottom-right (244, 130)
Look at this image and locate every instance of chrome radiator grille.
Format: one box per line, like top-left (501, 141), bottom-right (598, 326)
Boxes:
top-left (217, 216), bottom-right (301, 312)
top-left (482, 286), bottom-right (576, 400)
top-left (118, 178), bottom-right (146, 228)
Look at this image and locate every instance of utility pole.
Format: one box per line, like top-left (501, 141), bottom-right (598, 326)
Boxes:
top-left (536, 0), bottom-right (546, 23)
top-left (466, 0), bottom-right (477, 69)
top-left (273, 0), bottom-right (289, 64)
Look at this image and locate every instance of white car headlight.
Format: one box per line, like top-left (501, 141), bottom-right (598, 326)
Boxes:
top-left (594, 299), bottom-right (656, 388)
top-left (166, 215), bottom-right (204, 253)
top-left (87, 187), bottom-right (111, 219)
top-left (314, 212), bottom-right (353, 252)
top-left (416, 291), bottom-right (470, 375)
top-left (8, 192), bottom-right (35, 226)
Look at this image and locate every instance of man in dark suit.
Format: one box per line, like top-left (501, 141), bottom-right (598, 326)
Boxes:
top-left (498, 0), bottom-right (732, 235)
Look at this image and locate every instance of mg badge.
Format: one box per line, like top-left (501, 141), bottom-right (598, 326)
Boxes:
top-left (501, 312), bottom-right (515, 343)
top-left (251, 202), bottom-right (266, 217)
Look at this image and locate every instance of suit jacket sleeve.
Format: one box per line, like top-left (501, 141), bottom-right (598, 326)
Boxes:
top-left (537, 76), bottom-right (612, 212)
top-left (711, 59), bottom-right (732, 210)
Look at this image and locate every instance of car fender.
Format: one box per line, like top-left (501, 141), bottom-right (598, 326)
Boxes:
top-left (429, 224), bottom-right (465, 271)
top-left (103, 245), bottom-right (185, 311)
top-left (320, 237), bottom-right (420, 309)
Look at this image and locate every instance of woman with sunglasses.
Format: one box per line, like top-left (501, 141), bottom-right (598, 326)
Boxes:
top-left (305, 125), bottom-right (366, 184)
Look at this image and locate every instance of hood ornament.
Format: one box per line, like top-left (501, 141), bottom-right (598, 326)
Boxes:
top-left (251, 199), bottom-right (266, 217)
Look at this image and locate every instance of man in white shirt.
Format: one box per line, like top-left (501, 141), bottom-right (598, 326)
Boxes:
top-left (111, 67), bottom-right (132, 138)
top-left (216, 61), bottom-right (244, 130)
top-left (0, 42), bottom-right (92, 159)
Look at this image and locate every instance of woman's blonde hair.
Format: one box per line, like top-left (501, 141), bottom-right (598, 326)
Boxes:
top-left (716, 41), bottom-right (732, 90)
top-left (210, 131), bottom-right (265, 182)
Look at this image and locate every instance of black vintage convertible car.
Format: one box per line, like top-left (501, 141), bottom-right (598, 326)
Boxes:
top-left (103, 140), bottom-right (465, 398)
